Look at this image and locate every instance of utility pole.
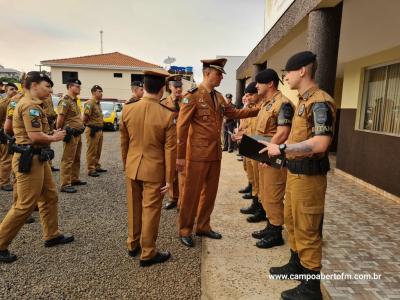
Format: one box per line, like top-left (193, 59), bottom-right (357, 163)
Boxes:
top-left (100, 30), bottom-right (104, 54)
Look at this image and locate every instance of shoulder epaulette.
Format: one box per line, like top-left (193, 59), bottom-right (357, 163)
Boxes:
top-left (126, 98), bottom-right (139, 105)
top-left (159, 102), bottom-right (175, 112)
top-left (188, 86), bottom-right (198, 94)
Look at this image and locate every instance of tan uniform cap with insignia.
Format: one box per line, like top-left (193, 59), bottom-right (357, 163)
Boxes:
top-left (201, 58), bottom-right (227, 74)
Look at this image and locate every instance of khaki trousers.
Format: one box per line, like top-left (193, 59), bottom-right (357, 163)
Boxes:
top-left (168, 170), bottom-right (180, 204)
top-left (60, 135), bottom-right (82, 187)
top-left (179, 160), bottom-right (221, 236)
top-left (250, 159), bottom-right (259, 198)
top-left (85, 128), bottom-right (103, 172)
top-left (285, 171), bottom-right (326, 271)
top-left (244, 157), bottom-right (254, 184)
top-left (0, 143), bottom-right (12, 187)
top-left (259, 165), bottom-right (287, 225)
top-left (0, 154), bottom-right (60, 250)
top-left (126, 177), bottom-right (163, 260)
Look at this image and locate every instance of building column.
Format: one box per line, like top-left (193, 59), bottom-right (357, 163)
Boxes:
top-left (307, 3), bottom-right (342, 97)
top-left (252, 62), bottom-right (267, 81)
top-left (235, 78), bottom-right (246, 107)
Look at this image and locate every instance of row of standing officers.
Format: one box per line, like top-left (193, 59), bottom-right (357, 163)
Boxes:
top-left (0, 50), bottom-right (335, 300)
top-left (119, 51), bottom-right (335, 300)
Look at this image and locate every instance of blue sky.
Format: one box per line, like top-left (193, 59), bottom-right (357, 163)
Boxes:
top-left (0, 0), bottom-right (265, 81)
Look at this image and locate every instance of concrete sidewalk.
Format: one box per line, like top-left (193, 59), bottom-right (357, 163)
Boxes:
top-left (201, 152), bottom-right (297, 300)
top-left (200, 152), bottom-right (400, 300)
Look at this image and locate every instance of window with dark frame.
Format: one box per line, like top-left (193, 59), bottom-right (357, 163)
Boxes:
top-left (360, 62), bottom-right (400, 135)
top-left (62, 71), bottom-right (78, 84)
top-left (114, 73), bottom-right (123, 78)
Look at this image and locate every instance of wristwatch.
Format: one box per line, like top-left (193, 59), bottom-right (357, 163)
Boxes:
top-left (279, 144), bottom-right (287, 155)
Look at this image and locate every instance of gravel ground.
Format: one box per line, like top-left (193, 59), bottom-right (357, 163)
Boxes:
top-left (0, 131), bottom-right (201, 300)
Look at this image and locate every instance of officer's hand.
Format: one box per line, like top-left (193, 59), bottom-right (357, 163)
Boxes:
top-left (52, 129), bottom-right (66, 142)
top-left (160, 183), bottom-right (169, 194)
top-left (258, 140), bottom-right (280, 157)
top-left (176, 159), bottom-right (185, 172)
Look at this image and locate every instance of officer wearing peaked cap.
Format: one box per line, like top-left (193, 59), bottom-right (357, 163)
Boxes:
top-left (120, 68), bottom-right (176, 267)
top-left (176, 58), bottom-right (261, 247)
top-left (260, 51), bottom-right (336, 300)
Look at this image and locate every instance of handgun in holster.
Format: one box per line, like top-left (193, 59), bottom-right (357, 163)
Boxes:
top-left (0, 128), bottom-right (7, 145)
top-left (17, 145), bottom-right (34, 174)
top-left (7, 135), bottom-right (16, 155)
top-left (63, 126), bottom-right (74, 143)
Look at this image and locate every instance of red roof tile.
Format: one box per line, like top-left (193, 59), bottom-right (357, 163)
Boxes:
top-left (41, 52), bottom-right (160, 68)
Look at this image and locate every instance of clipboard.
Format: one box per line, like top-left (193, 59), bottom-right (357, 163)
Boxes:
top-left (238, 134), bottom-right (285, 168)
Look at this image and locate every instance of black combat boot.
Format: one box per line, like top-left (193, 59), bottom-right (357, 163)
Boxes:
top-left (252, 223), bottom-right (269, 239)
top-left (242, 192), bottom-right (253, 199)
top-left (247, 204), bottom-right (267, 223)
top-left (240, 197), bottom-right (259, 214)
top-left (238, 183), bottom-right (252, 194)
top-left (269, 249), bottom-right (303, 278)
top-left (281, 268), bottom-right (322, 300)
top-left (255, 224), bottom-right (284, 248)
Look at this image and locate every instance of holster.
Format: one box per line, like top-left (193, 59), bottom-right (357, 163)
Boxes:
top-left (0, 128), bottom-right (7, 145)
top-left (286, 156), bottom-right (330, 175)
top-left (7, 136), bottom-right (16, 155)
top-left (89, 126), bottom-right (102, 137)
top-left (38, 148), bottom-right (54, 162)
top-left (16, 146), bottom-right (34, 174)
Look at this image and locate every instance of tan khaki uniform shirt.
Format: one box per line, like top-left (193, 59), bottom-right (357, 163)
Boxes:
top-left (13, 95), bottom-right (49, 146)
top-left (287, 87), bottom-right (336, 160)
top-left (83, 99), bottom-right (104, 127)
top-left (256, 90), bottom-right (295, 137)
top-left (57, 95), bottom-right (84, 130)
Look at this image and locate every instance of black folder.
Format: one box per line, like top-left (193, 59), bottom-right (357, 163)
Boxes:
top-left (238, 134), bottom-right (285, 168)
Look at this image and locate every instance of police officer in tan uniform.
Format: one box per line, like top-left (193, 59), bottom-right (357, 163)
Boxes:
top-left (43, 94), bottom-right (59, 172)
top-left (120, 69), bottom-right (176, 267)
top-left (83, 85), bottom-right (106, 177)
top-left (260, 52), bottom-right (336, 300)
top-left (161, 75), bottom-right (183, 210)
top-left (0, 83), bottom-right (18, 191)
top-left (235, 82), bottom-right (269, 223)
top-left (176, 58), bottom-right (260, 247)
top-left (251, 69), bottom-right (294, 249)
top-left (0, 72), bottom-right (74, 263)
top-left (127, 81), bottom-right (144, 104)
top-left (57, 79), bottom-right (86, 193)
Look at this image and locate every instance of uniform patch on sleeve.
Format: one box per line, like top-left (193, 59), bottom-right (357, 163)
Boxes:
top-left (277, 103), bottom-right (294, 126)
top-left (182, 98), bottom-right (190, 104)
top-left (10, 101), bottom-right (17, 109)
top-left (312, 102), bottom-right (334, 136)
top-left (31, 119), bottom-right (41, 128)
top-left (29, 108), bottom-right (41, 118)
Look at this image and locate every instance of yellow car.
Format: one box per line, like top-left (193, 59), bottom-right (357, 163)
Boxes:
top-left (101, 101), bottom-right (123, 131)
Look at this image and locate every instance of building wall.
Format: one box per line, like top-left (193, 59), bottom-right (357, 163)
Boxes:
top-left (50, 66), bottom-right (145, 100)
top-left (337, 46), bottom-right (400, 196)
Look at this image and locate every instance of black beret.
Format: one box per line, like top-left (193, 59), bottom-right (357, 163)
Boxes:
top-left (67, 78), bottom-right (81, 86)
top-left (27, 71), bottom-right (54, 87)
top-left (255, 69), bottom-right (280, 84)
top-left (91, 85), bottom-right (103, 92)
top-left (6, 82), bottom-right (18, 89)
top-left (131, 81), bottom-right (143, 87)
top-left (284, 51), bottom-right (317, 71)
top-left (244, 81), bottom-right (257, 94)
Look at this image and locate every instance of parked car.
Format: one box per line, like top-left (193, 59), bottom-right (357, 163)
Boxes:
top-left (101, 101), bottom-right (122, 131)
